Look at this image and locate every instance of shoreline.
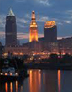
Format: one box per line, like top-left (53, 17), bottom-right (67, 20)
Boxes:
top-left (25, 63), bottom-right (72, 70)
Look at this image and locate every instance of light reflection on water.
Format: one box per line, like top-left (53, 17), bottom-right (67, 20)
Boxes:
top-left (5, 82), bottom-right (8, 92)
top-left (29, 70), bottom-right (41, 92)
top-left (0, 69), bottom-right (72, 92)
top-left (58, 70), bottom-right (61, 92)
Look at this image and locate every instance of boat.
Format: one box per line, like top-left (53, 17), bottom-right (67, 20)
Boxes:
top-left (0, 59), bottom-right (29, 81)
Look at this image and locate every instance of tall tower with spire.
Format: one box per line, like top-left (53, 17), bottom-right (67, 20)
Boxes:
top-left (5, 8), bottom-right (17, 46)
top-left (29, 11), bottom-right (38, 42)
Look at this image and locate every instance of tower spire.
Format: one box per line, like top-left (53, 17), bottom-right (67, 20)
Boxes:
top-left (8, 8), bottom-right (15, 16)
top-left (31, 11), bottom-right (36, 20)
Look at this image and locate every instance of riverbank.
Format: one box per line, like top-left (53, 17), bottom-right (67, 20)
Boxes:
top-left (25, 63), bottom-right (72, 70)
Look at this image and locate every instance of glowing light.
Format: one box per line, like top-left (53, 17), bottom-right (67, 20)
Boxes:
top-left (13, 52), bottom-right (18, 55)
top-left (38, 70), bottom-right (41, 88)
top-left (1, 73), bottom-right (3, 75)
top-left (20, 52), bottom-right (23, 55)
top-left (29, 70), bottom-right (33, 92)
top-left (10, 82), bottom-right (13, 92)
top-left (10, 73), bottom-right (12, 76)
top-left (5, 82), bottom-right (8, 92)
top-left (44, 21), bottom-right (56, 28)
top-left (29, 11), bottom-right (38, 42)
top-left (16, 81), bottom-right (18, 92)
top-left (5, 73), bottom-right (7, 76)
top-left (15, 73), bottom-right (18, 76)
top-left (3, 53), bottom-right (8, 57)
top-left (58, 70), bottom-right (61, 92)
top-left (29, 70), bottom-right (41, 92)
top-left (39, 70), bottom-right (41, 72)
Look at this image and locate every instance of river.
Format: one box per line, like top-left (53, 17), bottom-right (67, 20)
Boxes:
top-left (0, 69), bottom-right (72, 92)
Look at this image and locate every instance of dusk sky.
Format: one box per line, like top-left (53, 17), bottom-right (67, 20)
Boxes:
top-left (0, 0), bottom-right (72, 44)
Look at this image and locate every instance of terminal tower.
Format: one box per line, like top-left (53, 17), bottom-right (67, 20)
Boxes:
top-left (29, 11), bottom-right (38, 42)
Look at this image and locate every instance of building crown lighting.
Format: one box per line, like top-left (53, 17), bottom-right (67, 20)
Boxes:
top-left (44, 21), bottom-right (56, 28)
top-left (29, 11), bottom-right (38, 42)
top-left (8, 8), bottom-right (15, 16)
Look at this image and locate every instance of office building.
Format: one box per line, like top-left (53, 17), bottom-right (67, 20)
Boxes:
top-left (44, 21), bottom-right (57, 42)
top-left (5, 8), bottom-right (17, 46)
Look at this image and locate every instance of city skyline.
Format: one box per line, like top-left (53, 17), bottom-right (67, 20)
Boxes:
top-left (0, 0), bottom-right (72, 44)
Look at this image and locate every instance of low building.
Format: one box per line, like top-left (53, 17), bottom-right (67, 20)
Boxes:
top-left (58, 37), bottom-right (72, 54)
top-left (4, 46), bottom-right (30, 56)
top-left (23, 42), bottom-right (42, 53)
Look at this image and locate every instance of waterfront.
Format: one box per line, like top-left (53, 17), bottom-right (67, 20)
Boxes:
top-left (0, 69), bottom-right (72, 92)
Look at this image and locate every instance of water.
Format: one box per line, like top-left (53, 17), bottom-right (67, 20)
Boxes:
top-left (0, 69), bottom-right (72, 92)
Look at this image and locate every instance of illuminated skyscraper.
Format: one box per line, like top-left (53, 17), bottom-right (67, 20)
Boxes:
top-left (29, 11), bottom-right (38, 42)
top-left (44, 21), bottom-right (57, 42)
top-left (5, 8), bottom-right (17, 46)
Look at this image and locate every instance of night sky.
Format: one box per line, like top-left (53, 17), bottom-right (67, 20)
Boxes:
top-left (0, 0), bottom-right (72, 44)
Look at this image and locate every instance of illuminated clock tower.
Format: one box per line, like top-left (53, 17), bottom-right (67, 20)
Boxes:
top-left (29, 11), bottom-right (38, 42)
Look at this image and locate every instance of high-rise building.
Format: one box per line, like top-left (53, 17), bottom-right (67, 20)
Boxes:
top-left (44, 21), bottom-right (57, 42)
top-left (0, 42), bottom-right (3, 58)
top-left (5, 8), bottom-right (17, 46)
top-left (29, 11), bottom-right (38, 42)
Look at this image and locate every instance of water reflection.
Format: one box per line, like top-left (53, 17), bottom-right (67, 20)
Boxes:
top-left (42, 70), bottom-right (58, 92)
top-left (5, 82), bottom-right (8, 92)
top-left (0, 79), bottom-right (23, 92)
top-left (16, 81), bottom-right (18, 92)
top-left (29, 70), bottom-right (41, 92)
top-left (10, 82), bottom-right (13, 92)
top-left (29, 70), bottom-right (58, 92)
top-left (0, 70), bottom-right (72, 92)
top-left (58, 70), bottom-right (61, 92)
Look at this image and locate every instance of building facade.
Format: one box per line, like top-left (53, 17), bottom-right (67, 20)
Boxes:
top-left (5, 9), bottom-right (17, 46)
top-left (29, 11), bottom-right (38, 42)
top-left (4, 46), bottom-right (29, 55)
top-left (0, 42), bottom-right (4, 58)
top-left (58, 37), bottom-right (72, 54)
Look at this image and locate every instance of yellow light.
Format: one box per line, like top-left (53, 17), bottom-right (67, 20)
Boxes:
top-left (3, 53), bottom-right (8, 56)
top-left (13, 52), bottom-right (18, 55)
top-left (20, 53), bottom-right (23, 55)
top-left (15, 73), bottom-right (18, 76)
top-left (5, 82), bottom-right (8, 92)
top-left (29, 11), bottom-right (38, 42)
top-left (58, 70), bottom-right (61, 92)
top-left (16, 81), bottom-right (18, 92)
top-left (1, 73), bottom-right (3, 75)
top-left (10, 73), bottom-right (12, 76)
top-left (44, 21), bottom-right (56, 28)
top-left (10, 82), bottom-right (13, 92)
